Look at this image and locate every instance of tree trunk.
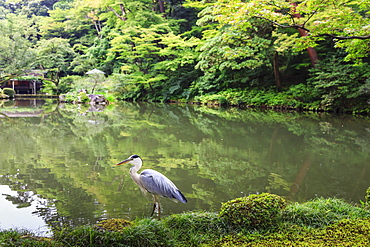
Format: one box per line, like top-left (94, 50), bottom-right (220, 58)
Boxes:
top-left (158, 0), bottom-right (165, 14)
top-left (297, 28), bottom-right (318, 67)
top-left (288, 155), bottom-right (312, 199)
top-left (273, 51), bottom-right (281, 88)
top-left (291, 2), bottom-right (318, 66)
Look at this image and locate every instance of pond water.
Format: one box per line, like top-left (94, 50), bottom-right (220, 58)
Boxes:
top-left (0, 99), bottom-right (369, 234)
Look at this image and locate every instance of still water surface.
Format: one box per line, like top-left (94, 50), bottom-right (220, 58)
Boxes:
top-left (0, 99), bottom-right (369, 234)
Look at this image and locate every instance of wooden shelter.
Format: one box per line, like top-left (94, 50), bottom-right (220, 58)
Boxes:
top-left (2, 79), bottom-right (42, 94)
top-left (1, 70), bottom-right (46, 94)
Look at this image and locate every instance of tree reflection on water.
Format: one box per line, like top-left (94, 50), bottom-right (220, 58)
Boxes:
top-left (0, 100), bottom-right (369, 232)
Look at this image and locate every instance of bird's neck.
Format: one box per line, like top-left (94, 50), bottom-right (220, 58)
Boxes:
top-left (130, 165), bottom-right (139, 175)
top-left (129, 162), bottom-right (146, 194)
top-left (129, 159), bottom-right (142, 174)
top-left (130, 166), bottom-right (141, 182)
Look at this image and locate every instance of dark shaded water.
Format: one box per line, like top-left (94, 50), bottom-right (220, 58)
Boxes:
top-left (0, 100), bottom-right (369, 235)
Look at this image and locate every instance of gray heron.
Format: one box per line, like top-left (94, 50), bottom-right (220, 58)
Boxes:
top-left (115, 154), bottom-right (187, 216)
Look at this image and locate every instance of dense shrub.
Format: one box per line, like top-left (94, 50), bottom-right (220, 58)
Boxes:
top-left (3, 88), bottom-right (15, 98)
top-left (307, 57), bottom-right (370, 110)
top-left (40, 80), bottom-right (57, 95)
top-left (219, 193), bottom-right (287, 229)
top-left (194, 94), bottom-right (228, 105)
top-left (0, 89), bottom-right (9, 99)
top-left (59, 75), bottom-right (81, 93)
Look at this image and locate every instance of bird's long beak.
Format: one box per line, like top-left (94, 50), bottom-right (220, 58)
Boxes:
top-left (115, 158), bottom-right (131, 166)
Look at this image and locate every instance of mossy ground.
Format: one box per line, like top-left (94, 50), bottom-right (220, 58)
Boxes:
top-left (1, 196), bottom-right (369, 246)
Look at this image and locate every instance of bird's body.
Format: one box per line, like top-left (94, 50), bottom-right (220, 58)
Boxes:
top-left (132, 168), bottom-right (188, 203)
top-left (116, 154), bottom-right (187, 216)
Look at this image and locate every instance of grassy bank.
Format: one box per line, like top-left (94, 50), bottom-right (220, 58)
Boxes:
top-left (1, 194), bottom-right (370, 246)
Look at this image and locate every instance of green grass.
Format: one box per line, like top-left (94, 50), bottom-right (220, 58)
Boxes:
top-left (1, 196), bottom-right (369, 246)
top-left (164, 211), bottom-right (229, 246)
top-left (281, 197), bottom-right (370, 228)
top-left (0, 229), bottom-right (55, 247)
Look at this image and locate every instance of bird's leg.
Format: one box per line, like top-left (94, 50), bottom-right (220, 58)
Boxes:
top-left (150, 194), bottom-right (157, 217)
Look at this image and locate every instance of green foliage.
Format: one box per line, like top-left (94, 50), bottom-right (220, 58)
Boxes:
top-left (107, 20), bottom-right (202, 102)
top-left (0, 14), bottom-right (37, 75)
top-left (0, 230), bottom-right (54, 247)
top-left (54, 219), bottom-right (171, 246)
top-left (212, 0), bottom-right (370, 64)
top-left (40, 80), bottom-right (58, 95)
top-left (34, 38), bottom-right (76, 81)
top-left (318, 219), bottom-right (370, 246)
top-left (194, 88), bottom-right (302, 108)
top-left (307, 57), bottom-right (370, 110)
top-left (79, 92), bottom-right (90, 103)
top-left (196, 29), bottom-right (273, 73)
top-left (61, 92), bottom-right (90, 103)
top-left (62, 92), bottom-right (78, 103)
top-left (1, 195), bottom-right (370, 246)
top-left (192, 79), bottom-right (370, 112)
top-left (96, 219), bottom-right (132, 232)
top-left (100, 93), bottom-right (116, 103)
top-left (0, 88), bottom-right (9, 99)
top-left (194, 94), bottom-right (228, 105)
top-left (366, 187), bottom-right (370, 204)
top-left (39, 5), bottom-right (96, 47)
top-left (194, 7), bottom-right (276, 92)
top-left (2, 88), bottom-right (15, 98)
top-left (282, 198), bottom-right (370, 228)
top-left (218, 219), bottom-right (370, 246)
top-left (58, 76), bottom-right (81, 94)
top-left (0, 0), bottom-right (370, 112)
top-left (219, 193), bottom-right (287, 229)
top-left (286, 83), bottom-right (320, 105)
top-left (164, 211), bottom-right (227, 245)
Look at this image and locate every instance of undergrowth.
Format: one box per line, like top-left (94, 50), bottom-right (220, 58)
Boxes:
top-left (192, 87), bottom-right (370, 114)
top-left (1, 195), bottom-right (370, 246)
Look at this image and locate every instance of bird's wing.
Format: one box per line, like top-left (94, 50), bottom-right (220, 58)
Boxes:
top-left (140, 169), bottom-right (187, 203)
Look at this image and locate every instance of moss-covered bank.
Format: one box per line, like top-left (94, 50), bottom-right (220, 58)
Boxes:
top-left (1, 193), bottom-right (370, 246)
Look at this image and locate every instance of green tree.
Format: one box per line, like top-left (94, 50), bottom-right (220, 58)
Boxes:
top-left (39, 2), bottom-right (97, 47)
top-left (191, 3), bottom-right (279, 93)
top-left (0, 14), bottom-right (37, 76)
top-left (211, 0), bottom-right (370, 64)
top-left (34, 38), bottom-right (76, 88)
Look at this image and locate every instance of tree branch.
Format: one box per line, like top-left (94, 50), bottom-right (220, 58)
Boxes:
top-left (257, 16), bottom-right (370, 40)
top-left (108, 5), bottom-right (127, 21)
top-left (319, 33), bottom-right (370, 40)
top-left (256, 16), bottom-right (310, 32)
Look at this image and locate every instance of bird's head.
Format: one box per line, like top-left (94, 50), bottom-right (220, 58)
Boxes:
top-left (115, 154), bottom-right (142, 167)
